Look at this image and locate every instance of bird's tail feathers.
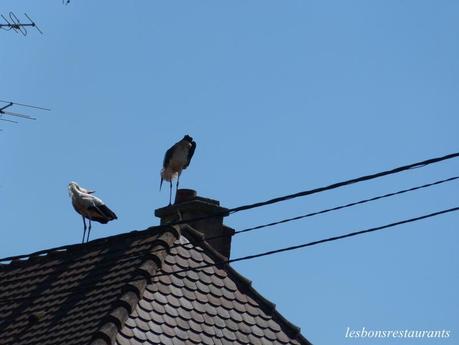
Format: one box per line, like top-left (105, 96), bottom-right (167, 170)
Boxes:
top-left (160, 168), bottom-right (177, 191)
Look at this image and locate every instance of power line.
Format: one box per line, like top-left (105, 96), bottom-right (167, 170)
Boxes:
top-left (168, 151), bottom-right (459, 226)
top-left (228, 152), bottom-right (459, 213)
top-left (1, 206), bottom-right (457, 304)
top-left (1, 174), bottom-right (457, 265)
top-left (233, 175), bottom-right (459, 236)
top-left (0, 151), bottom-right (456, 263)
top-left (226, 206), bottom-right (459, 265)
top-left (149, 206), bottom-right (459, 280)
top-left (1, 175), bottom-right (455, 289)
top-left (163, 175), bottom-right (459, 252)
top-left (0, 174), bottom-right (457, 267)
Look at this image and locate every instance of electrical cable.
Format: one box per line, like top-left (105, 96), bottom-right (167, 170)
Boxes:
top-left (207, 175), bottom-right (459, 239)
top-left (167, 151), bottom-right (459, 227)
top-left (0, 175), bottom-right (453, 289)
top-left (0, 205), bottom-right (457, 305)
top-left (1, 174), bottom-right (457, 268)
top-left (1, 174), bottom-right (457, 265)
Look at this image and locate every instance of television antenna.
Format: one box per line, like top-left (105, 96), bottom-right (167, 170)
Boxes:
top-left (0, 100), bottom-right (50, 131)
top-left (0, 12), bottom-right (43, 36)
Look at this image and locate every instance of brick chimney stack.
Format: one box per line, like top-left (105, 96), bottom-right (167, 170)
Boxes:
top-left (154, 189), bottom-right (235, 259)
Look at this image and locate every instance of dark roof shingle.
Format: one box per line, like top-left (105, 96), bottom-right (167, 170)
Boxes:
top-left (0, 225), bottom-right (311, 345)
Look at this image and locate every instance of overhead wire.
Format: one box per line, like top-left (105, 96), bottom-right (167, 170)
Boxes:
top-left (0, 151), bottom-right (458, 303)
top-left (206, 175), bottom-right (459, 238)
top-left (150, 174), bottom-right (459, 255)
top-left (0, 205), bottom-right (458, 304)
top-left (167, 151), bottom-right (459, 226)
top-left (0, 174), bottom-right (457, 265)
top-left (156, 205), bottom-right (459, 276)
top-left (1, 174), bottom-right (456, 291)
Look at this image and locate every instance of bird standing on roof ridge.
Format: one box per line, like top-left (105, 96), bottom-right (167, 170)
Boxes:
top-left (68, 182), bottom-right (118, 243)
top-left (160, 135), bottom-right (196, 205)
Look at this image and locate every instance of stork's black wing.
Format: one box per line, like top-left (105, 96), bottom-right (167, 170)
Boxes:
top-left (184, 141), bottom-right (196, 169)
top-left (98, 204), bottom-right (118, 220)
top-left (163, 144), bottom-right (176, 169)
top-left (87, 204), bottom-right (118, 223)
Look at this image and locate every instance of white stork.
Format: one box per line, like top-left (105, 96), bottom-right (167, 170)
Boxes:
top-left (160, 134), bottom-right (196, 205)
top-left (68, 182), bottom-right (118, 243)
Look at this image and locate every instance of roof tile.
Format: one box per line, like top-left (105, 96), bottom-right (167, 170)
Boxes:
top-left (159, 333), bottom-right (174, 345)
top-left (201, 322), bottom-right (216, 336)
top-left (149, 313), bottom-right (164, 326)
top-left (268, 318), bottom-right (283, 332)
top-left (132, 327), bottom-right (147, 341)
top-left (191, 299), bottom-right (205, 313)
top-left (179, 296), bottom-right (193, 311)
top-left (204, 303), bottom-right (218, 317)
top-left (146, 331), bottom-right (161, 343)
top-left (164, 303), bottom-right (179, 318)
top-left (208, 293), bottom-right (222, 307)
top-left (229, 308), bottom-right (244, 322)
top-left (277, 330), bottom-right (292, 343)
top-left (206, 285), bottom-right (225, 297)
top-left (151, 301), bottom-right (165, 314)
top-left (166, 294), bottom-right (181, 308)
top-left (195, 290), bottom-right (208, 304)
top-left (214, 316), bottom-right (226, 329)
top-left (171, 336), bottom-right (183, 345)
top-left (189, 309), bottom-right (204, 323)
top-left (1, 225), bottom-right (311, 345)
top-left (174, 326), bottom-right (189, 341)
top-left (198, 271), bottom-right (212, 284)
top-left (162, 322), bottom-right (177, 337)
top-left (135, 305), bottom-right (150, 321)
top-left (225, 318), bottom-right (239, 332)
top-left (246, 302), bottom-right (262, 316)
top-left (248, 333), bottom-right (264, 345)
top-left (134, 317), bottom-right (149, 332)
top-left (236, 332), bottom-right (250, 343)
top-left (175, 316), bottom-right (190, 331)
top-left (162, 312), bottom-right (178, 328)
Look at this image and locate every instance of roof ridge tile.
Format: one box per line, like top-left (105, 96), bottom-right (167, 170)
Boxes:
top-left (89, 225), bottom-right (180, 345)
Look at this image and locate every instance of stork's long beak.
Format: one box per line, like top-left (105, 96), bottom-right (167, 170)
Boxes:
top-left (159, 178), bottom-right (163, 191)
top-left (87, 190), bottom-right (96, 194)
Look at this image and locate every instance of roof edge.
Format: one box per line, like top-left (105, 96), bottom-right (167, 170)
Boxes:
top-left (0, 225), bottom-right (175, 268)
top-left (180, 225), bottom-right (312, 345)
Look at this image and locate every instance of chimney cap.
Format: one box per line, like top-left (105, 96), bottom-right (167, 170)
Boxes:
top-left (175, 189), bottom-right (197, 204)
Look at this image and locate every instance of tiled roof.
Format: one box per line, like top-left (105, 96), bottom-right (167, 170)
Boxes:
top-left (0, 225), bottom-right (312, 345)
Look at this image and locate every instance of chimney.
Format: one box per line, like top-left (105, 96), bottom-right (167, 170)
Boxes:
top-left (154, 189), bottom-right (235, 259)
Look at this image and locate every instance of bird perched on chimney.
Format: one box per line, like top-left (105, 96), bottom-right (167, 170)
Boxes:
top-left (161, 134), bottom-right (196, 205)
top-left (68, 182), bottom-right (118, 243)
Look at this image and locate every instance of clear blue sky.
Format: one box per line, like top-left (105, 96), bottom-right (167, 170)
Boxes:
top-left (1, 1), bottom-right (458, 344)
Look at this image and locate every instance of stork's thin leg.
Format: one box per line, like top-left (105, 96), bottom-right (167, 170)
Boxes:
top-left (86, 220), bottom-right (92, 243)
top-left (176, 173), bottom-right (180, 190)
top-left (169, 181), bottom-right (172, 205)
top-left (82, 216), bottom-right (87, 244)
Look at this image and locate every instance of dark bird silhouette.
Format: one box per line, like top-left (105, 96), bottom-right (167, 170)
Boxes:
top-left (160, 135), bottom-right (196, 204)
